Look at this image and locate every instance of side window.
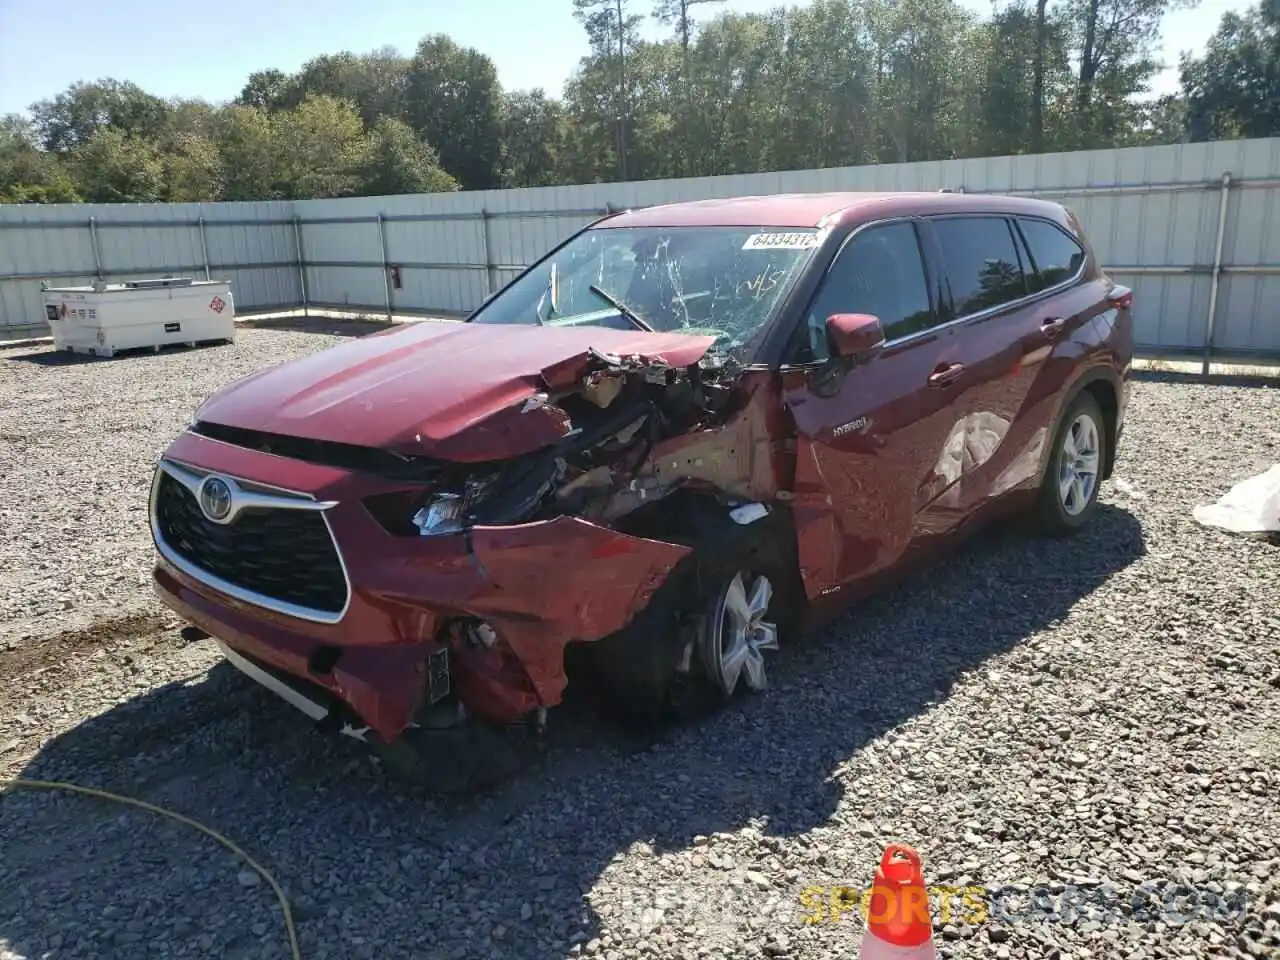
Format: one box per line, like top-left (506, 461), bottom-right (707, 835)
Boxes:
top-left (1018, 218), bottom-right (1086, 292)
top-left (930, 217), bottom-right (1027, 316)
top-left (795, 222), bottom-right (935, 361)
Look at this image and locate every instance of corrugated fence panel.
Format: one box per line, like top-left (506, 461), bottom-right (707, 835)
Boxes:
top-left (299, 217), bottom-right (382, 311)
top-left (2, 138), bottom-right (1278, 361)
top-left (304, 265), bottom-right (386, 312)
top-left (1214, 176), bottom-right (1280, 356)
top-left (97, 221), bottom-right (203, 274)
top-left (215, 200), bottom-right (295, 311)
top-left (0, 199), bottom-right (296, 327)
top-left (1054, 184), bottom-right (1224, 353)
top-left (0, 208), bottom-right (99, 327)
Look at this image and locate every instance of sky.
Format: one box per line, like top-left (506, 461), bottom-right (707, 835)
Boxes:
top-left (0, 0), bottom-right (1260, 117)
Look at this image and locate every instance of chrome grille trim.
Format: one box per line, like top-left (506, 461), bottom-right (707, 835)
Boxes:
top-left (149, 457), bottom-right (353, 624)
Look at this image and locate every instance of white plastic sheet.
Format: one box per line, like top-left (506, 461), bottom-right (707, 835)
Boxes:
top-left (1193, 464), bottom-right (1280, 536)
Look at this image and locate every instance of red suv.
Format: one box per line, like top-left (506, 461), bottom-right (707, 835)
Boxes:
top-left (150, 191), bottom-right (1132, 756)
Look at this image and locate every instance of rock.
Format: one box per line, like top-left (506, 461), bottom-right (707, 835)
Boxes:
top-left (2, 355), bottom-right (1277, 960)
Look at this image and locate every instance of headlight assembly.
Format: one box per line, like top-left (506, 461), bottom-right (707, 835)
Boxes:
top-left (412, 493), bottom-right (464, 537)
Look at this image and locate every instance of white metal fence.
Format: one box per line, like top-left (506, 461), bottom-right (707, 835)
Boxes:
top-left (2, 137), bottom-right (1278, 369)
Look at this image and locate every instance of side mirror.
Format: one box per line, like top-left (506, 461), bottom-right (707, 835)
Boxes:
top-left (826, 313), bottom-right (885, 358)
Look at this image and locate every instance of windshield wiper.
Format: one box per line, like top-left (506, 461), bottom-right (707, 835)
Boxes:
top-left (533, 263), bottom-right (561, 326)
top-left (589, 284), bottom-right (655, 332)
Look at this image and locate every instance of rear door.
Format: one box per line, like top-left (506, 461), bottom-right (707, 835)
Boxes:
top-left (918, 214), bottom-right (1041, 513)
top-left (921, 214), bottom-right (1097, 510)
top-left (780, 219), bottom-right (971, 602)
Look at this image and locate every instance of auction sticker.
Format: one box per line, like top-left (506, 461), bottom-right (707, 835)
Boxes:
top-left (742, 232), bottom-right (821, 250)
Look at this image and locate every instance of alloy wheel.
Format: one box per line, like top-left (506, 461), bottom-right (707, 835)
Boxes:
top-left (1058, 413), bottom-right (1101, 516)
top-left (698, 571), bottom-right (779, 696)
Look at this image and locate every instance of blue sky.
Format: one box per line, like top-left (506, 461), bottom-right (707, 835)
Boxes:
top-left (0, 0), bottom-right (1259, 116)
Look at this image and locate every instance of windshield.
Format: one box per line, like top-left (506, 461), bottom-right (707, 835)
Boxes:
top-left (468, 225), bottom-right (821, 361)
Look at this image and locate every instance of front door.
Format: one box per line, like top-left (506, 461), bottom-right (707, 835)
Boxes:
top-left (780, 219), bottom-right (970, 604)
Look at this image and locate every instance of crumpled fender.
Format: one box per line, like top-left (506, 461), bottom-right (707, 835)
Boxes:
top-left (455, 517), bottom-right (691, 720)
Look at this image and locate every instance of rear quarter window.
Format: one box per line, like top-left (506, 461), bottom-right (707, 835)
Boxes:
top-left (1018, 218), bottom-right (1087, 292)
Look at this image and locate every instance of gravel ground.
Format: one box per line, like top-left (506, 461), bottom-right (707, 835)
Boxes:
top-left (1, 325), bottom-right (1279, 960)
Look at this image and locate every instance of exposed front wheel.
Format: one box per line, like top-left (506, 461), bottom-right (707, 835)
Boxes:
top-left (697, 569), bottom-right (780, 696)
top-left (584, 508), bottom-right (800, 726)
top-left (1036, 390), bottom-right (1106, 535)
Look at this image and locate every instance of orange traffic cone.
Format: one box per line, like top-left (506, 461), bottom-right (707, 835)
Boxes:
top-left (857, 844), bottom-right (938, 959)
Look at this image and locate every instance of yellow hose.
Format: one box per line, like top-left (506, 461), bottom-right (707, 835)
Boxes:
top-left (0, 778), bottom-right (301, 960)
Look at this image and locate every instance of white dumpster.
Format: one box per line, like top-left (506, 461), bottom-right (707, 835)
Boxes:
top-left (41, 277), bottom-right (236, 358)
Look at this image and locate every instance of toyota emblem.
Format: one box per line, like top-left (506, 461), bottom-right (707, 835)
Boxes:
top-left (198, 476), bottom-right (234, 523)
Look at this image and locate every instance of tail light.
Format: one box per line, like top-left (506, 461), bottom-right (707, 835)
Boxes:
top-left (1107, 285), bottom-right (1133, 310)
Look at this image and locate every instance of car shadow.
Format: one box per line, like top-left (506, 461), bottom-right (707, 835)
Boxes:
top-left (237, 315), bottom-right (398, 337)
top-left (1, 504), bottom-right (1145, 960)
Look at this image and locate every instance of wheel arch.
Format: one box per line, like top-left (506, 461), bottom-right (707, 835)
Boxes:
top-left (574, 491), bottom-right (805, 724)
top-left (1037, 365), bottom-right (1121, 485)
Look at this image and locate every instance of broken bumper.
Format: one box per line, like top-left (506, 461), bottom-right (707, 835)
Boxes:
top-left (151, 433), bottom-right (690, 743)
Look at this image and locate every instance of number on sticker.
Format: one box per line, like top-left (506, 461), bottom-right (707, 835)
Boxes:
top-left (742, 232), bottom-right (820, 251)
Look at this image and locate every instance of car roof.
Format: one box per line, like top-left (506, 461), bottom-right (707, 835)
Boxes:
top-left (598, 191), bottom-right (1068, 230)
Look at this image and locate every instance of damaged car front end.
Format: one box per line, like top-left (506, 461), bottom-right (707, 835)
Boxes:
top-left (150, 219), bottom-right (821, 759)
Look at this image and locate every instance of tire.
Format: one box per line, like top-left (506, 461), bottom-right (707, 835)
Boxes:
top-left (372, 720), bottom-right (537, 793)
top-left (1035, 389), bottom-right (1107, 536)
top-left (584, 507), bottom-right (802, 727)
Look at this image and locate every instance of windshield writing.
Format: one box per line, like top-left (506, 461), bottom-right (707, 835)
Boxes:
top-left (469, 226), bottom-right (820, 360)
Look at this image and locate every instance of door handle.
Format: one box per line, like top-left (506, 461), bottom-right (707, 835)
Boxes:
top-left (1041, 317), bottom-right (1066, 338)
top-left (928, 362), bottom-right (964, 387)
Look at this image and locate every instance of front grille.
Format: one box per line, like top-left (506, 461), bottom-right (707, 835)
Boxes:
top-left (154, 472), bottom-right (348, 615)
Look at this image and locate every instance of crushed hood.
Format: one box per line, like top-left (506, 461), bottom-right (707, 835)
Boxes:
top-left (196, 321), bottom-right (716, 460)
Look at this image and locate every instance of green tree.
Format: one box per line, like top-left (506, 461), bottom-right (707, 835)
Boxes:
top-left (405, 35), bottom-right (505, 189)
top-left (8, 7), bottom-right (1263, 205)
top-left (1064, 0), bottom-right (1178, 146)
top-left (163, 133), bottom-right (224, 201)
top-left (653, 0), bottom-right (727, 53)
top-left (502, 90), bottom-right (567, 187)
top-left (978, 2), bottom-right (1073, 154)
top-left (561, 42), bottom-right (674, 182)
top-left (653, 0), bottom-right (727, 174)
top-left (148, 99), bottom-right (226, 201)
top-left (864, 0), bottom-right (986, 163)
top-left (767, 0), bottom-right (879, 170)
top-left (213, 105), bottom-right (280, 200)
top-left (69, 127), bottom-right (165, 202)
top-left (683, 11), bottom-right (786, 175)
top-left (1134, 92), bottom-right (1189, 143)
top-left (1181, 0), bottom-right (1280, 140)
top-left (237, 69), bottom-right (291, 111)
top-left (0, 115), bottom-right (81, 203)
top-left (360, 117), bottom-right (458, 195)
top-left (278, 49), bottom-right (411, 128)
top-left (561, 58), bottom-right (625, 182)
top-left (574, 0), bottom-right (645, 178)
top-left (166, 98), bottom-right (221, 139)
top-left (30, 79), bottom-right (169, 152)
top-left (273, 95), bottom-right (370, 199)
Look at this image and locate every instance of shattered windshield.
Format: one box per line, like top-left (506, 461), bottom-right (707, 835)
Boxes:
top-left (468, 225), bottom-right (821, 361)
